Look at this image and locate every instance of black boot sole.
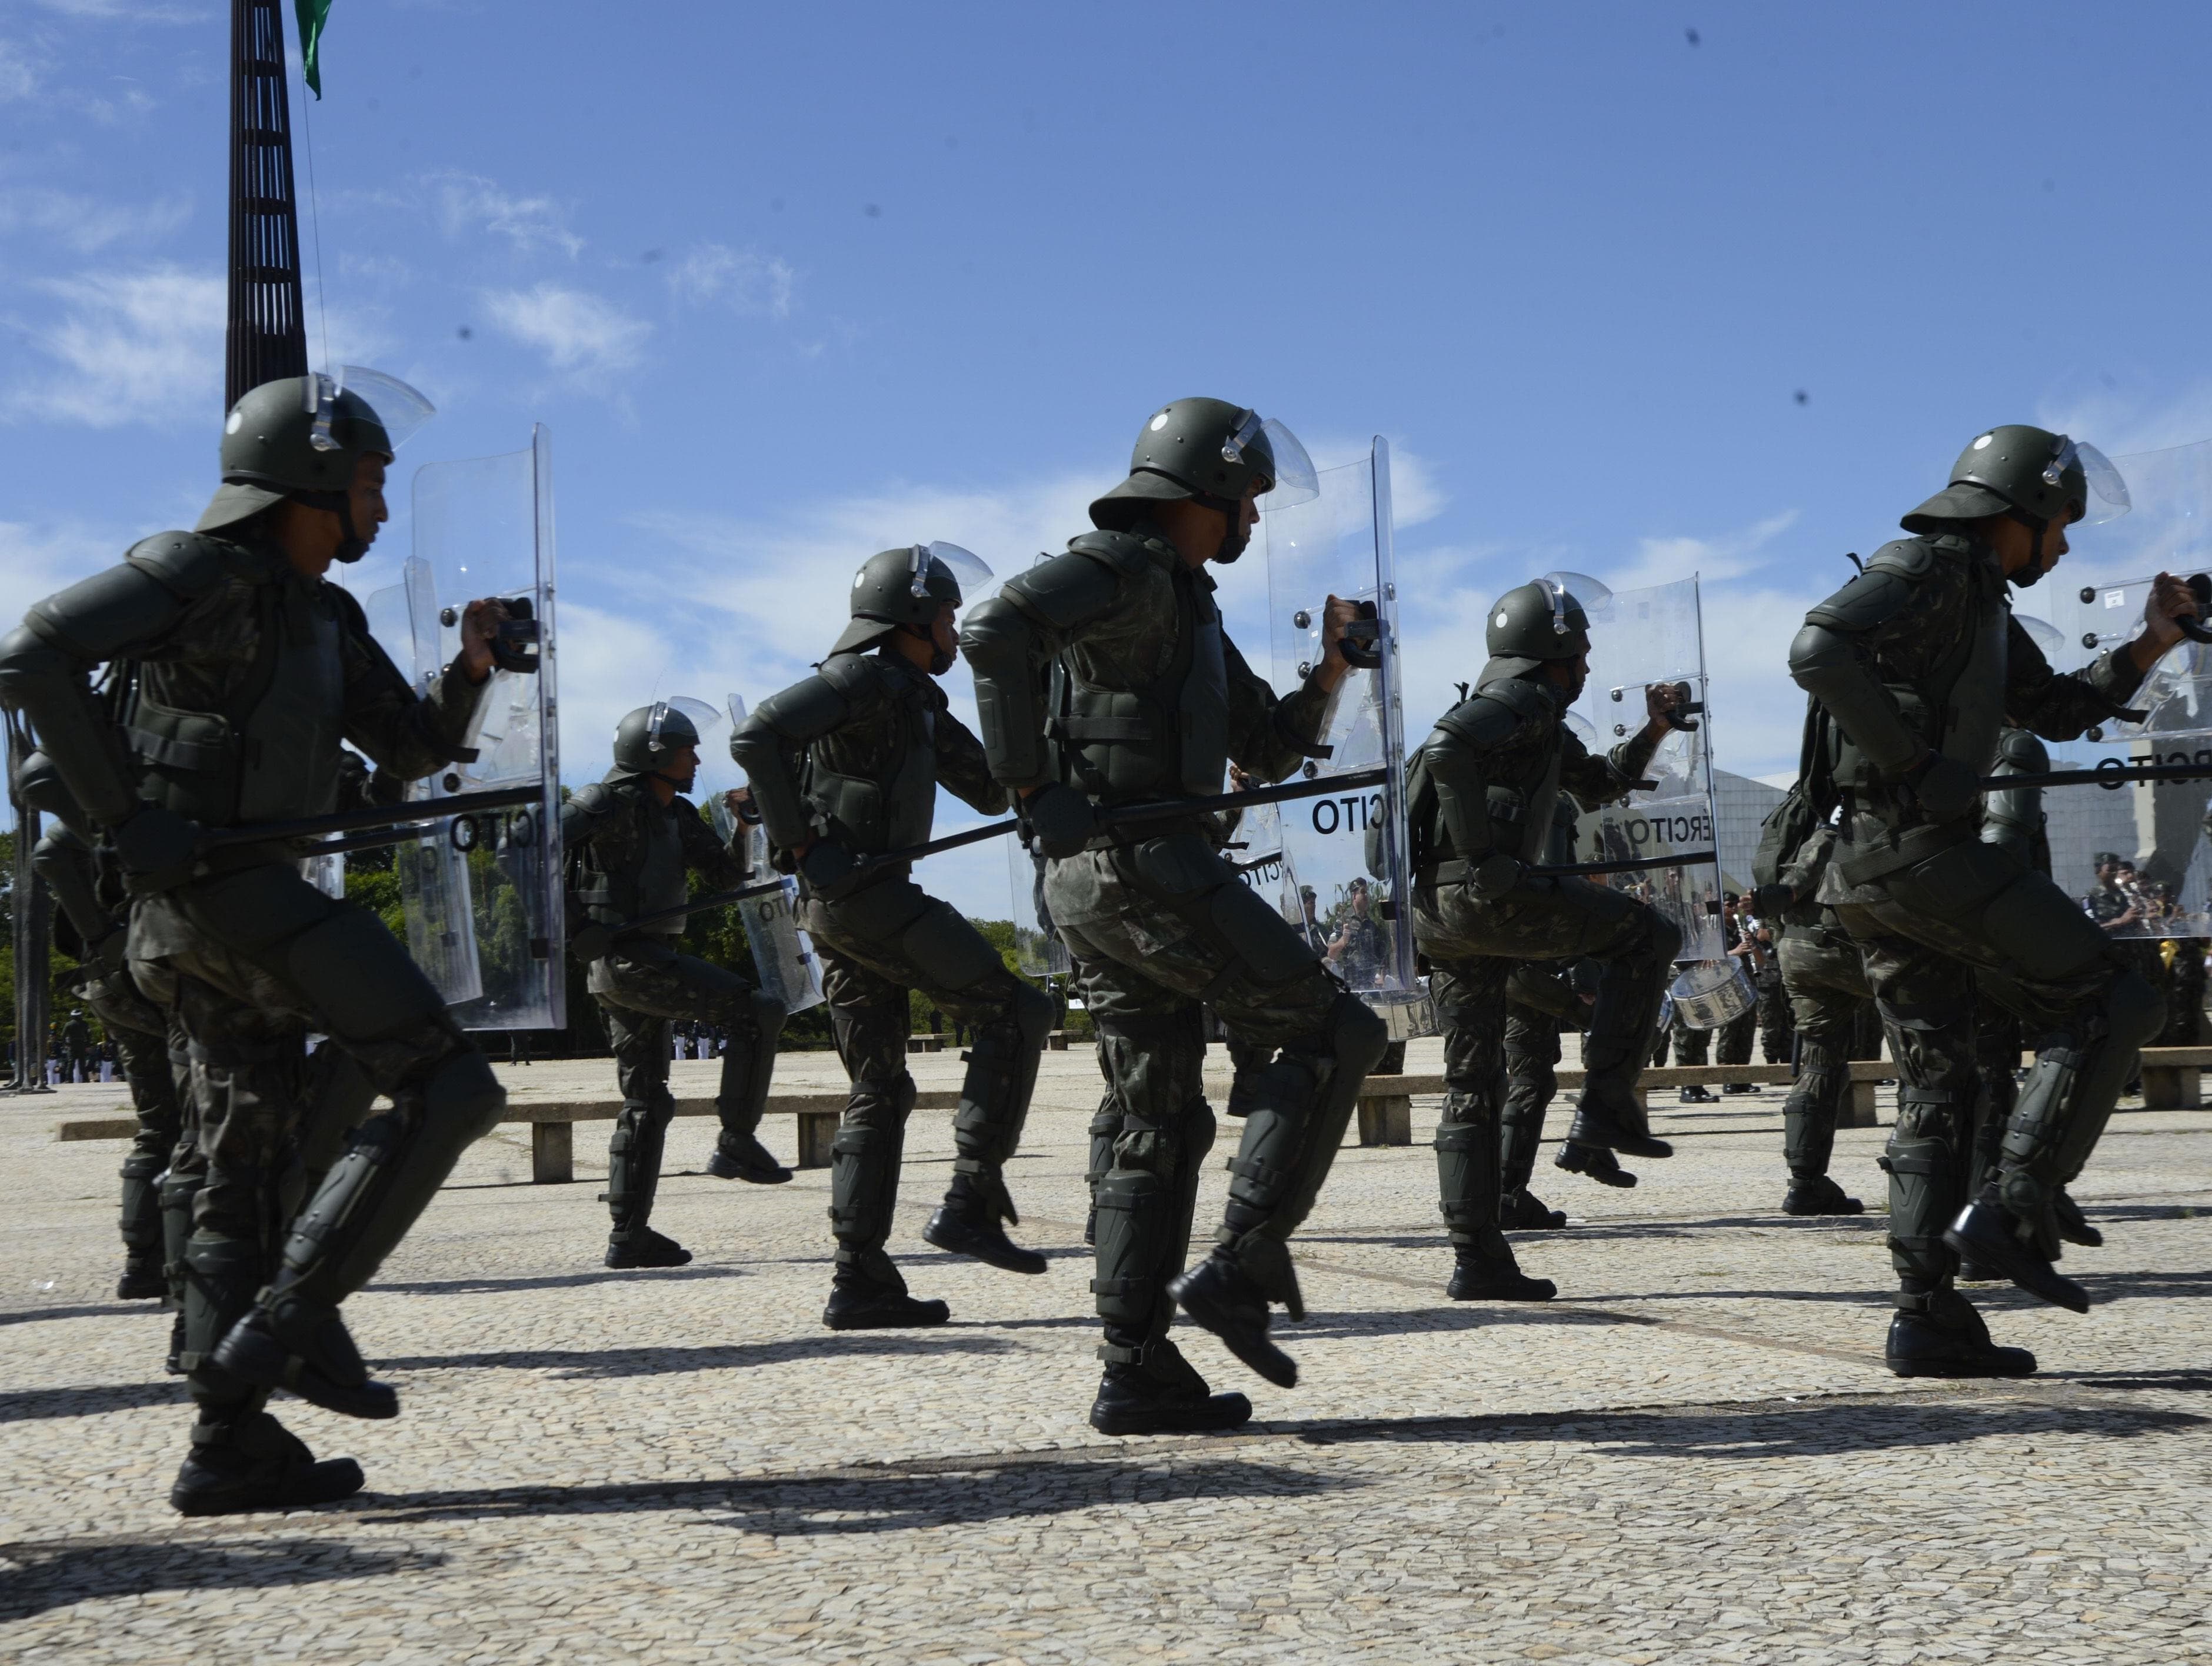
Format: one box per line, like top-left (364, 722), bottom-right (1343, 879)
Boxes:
top-left (1447, 1276), bottom-right (1557, 1302)
top-left (1165, 1269), bottom-right (1296, 1389)
top-left (705, 1153), bottom-right (792, 1184)
top-left (604, 1243), bottom-right (695, 1269)
top-left (1944, 1208), bottom-right (2090, 1314)
top-left (1885, 1348), bottom-right (2037, 1379)
top-left (117, 1271), bottom-right (168, 1301)
top-left (822, 1295), bottom-right (951, 1331)
top-left (171, 1458), bottom-right (365, 1516)
top-left (1781, 1194), bottom-right (1865, 1217)
top-left (1565, 1112), bottom-right (1672, 1160)
top-left (1089, 1392), bottom-right (1253, 1436)
top-left (921, 1212), bottom-right (1048, 1275)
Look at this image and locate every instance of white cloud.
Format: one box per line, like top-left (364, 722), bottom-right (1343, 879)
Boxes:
top-left (0, 521), bottom-right (117, 638)
top-left (0, 185), bottom-right (191, 254)
top-left (482, 283), bottom-right (649, 381)
top-left (5, 264), bottom-right (223, 427)
top-left (668, 243), bottom-right (795, 318)
top-left (0, 39), bottom-right (42, 101)
top-left (429, 172), bottom-right (582, 259)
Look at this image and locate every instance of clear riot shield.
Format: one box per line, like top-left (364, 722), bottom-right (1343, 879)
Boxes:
top-left (392, 427), bottom-right (564, 1031)
top-left (2044, 437), bottom-right (2212, 919)
top-left (1568, 575), bottom-right (1723, 962)
top-left (1262, 437), bottom-right (1416, 999)
top-left (721, 691), bottom-right (828, 1011)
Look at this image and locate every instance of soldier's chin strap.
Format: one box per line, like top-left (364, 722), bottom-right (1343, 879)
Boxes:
top-left (1195, 491), bottom-right (1252, 564)
top-left (293, 489), bottom-right (370, 564)
top-left (2003, 508), bottom-right (2055, 590)
top-left (900, 622), bottom-right (954, 676)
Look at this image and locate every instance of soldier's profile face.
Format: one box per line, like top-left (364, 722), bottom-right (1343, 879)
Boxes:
top-left (351, 453), bottom-right (391, 551)
top-left (665, 742), bottom-right (700, 788)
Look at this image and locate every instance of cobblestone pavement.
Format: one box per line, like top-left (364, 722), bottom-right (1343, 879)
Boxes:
top-left (4, 1041), bottom-right (2211, 1663)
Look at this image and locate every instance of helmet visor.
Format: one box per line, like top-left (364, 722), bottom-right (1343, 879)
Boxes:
top-left (1540, 571), bottom-right (1612, 633)
top-left (2013, 612), bottom-right (2067, 661)
top-left (307, 365), bottom-right (437, 457)
top-left (1225, 411), bottom-right (1320, 509)
top-left (2048, 437), bottom-right (2131, 525)
top-left (648, 696), bottom-right (719, 755)
top-left (910, 542), bottom-right (997, 609)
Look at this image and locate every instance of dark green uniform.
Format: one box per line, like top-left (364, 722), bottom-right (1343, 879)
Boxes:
top-left (1766, 822), bottom-right (1873, 1213)
top-left (563, 772), bottom-right (787, 1262)
top-left (736, 559), bottom-right (1053, 1325)
top-left (1789, 426), bottom-right (2160, 1370)
top-left (962, 492), bottom-right (1388, 1407)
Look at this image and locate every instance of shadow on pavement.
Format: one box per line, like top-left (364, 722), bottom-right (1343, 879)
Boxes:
top-left (1275, 1392), bottom-right (2206, 1459)
top-left (0, 1537), bottom-right (444, 1620)
top-left (381, 1332), bottom-right (1016, 1378)
top-left (0, 1381), bottom-right (178, 1424)
top-left (0, 1303), bottom-right (159, 1329)
top-left (362, 1456), bottom-right (1351, 1532)
top-left (368, 1265), bottom-right (748, 1297)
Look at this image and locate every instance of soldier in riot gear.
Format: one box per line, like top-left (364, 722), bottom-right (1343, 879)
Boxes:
top-left (0, 372), bottom-right (515, 1513)
top-left (1406, 579), bottom-right (1685, 1301)
top-left (733, 544), bottom-right (1054, 1330)
top-left (1788, 424), bottom-right (2190, 1375)
top-left (1497, 796), bottom-right (1600, 1229)
top-left (564, 701), bottom-right (790, 1270)
top-left (960, 398), bottom-right (1389, 1428)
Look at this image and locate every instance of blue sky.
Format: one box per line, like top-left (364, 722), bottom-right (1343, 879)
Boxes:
top-left (8, 1), bottom-right (2212, 918)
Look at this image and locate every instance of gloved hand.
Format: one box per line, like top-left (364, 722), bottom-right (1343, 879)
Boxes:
top-left (1023, 782), bottom-right (1098, 859)
top-left (1751, 882), bottom-right (1795, 921)
top-left (799, 838), bottom-right (862, 898)
top-left (568, 921), bottom-right (615, 964)
top-left (1469, 851), bottom-right (1523, 899)
top-left (1902, 751), bottom-right (1978, 822)
top-left (108, 804), bottom-right (200, 892)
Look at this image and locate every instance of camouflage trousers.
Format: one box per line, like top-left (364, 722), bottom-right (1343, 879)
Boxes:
top-left (76, 965), bottom-right (183, 1265)
top-left (802, 874), bottom-right (1051, 1291)
top-left (1777, 922), bottom-right (1873, 1181)
top-left (1832, 820), bottom-right (2163, 1291)
top-left (1047, 829), bottom-right (1385, 1361)
top-left (1503, 961), bottom-right (1583, 1195)
top-left (592, 937), bottom-right (785, 1241)
top-left (129, 858), bottom-right (497, 1419)
top-left (1413, 875), bottom-right (1677, 1252)
top-left (1755, 970), bottom-right (1793, 1064)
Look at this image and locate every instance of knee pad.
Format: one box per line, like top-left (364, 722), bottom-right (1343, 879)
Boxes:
top-left (2106, 964), bottom-right (2166, 1051)
top-left (1009, 981), bottom-right (1055, 1049)
top-left (898, 904), bottom-right (1004, 992)
top-left (1328, 992), bottom-right (1391, 1077)
top-left (284, 903), bottom-right (445, 1042)
top-left (1643, 909), bottom-right (1684, 967)
top-left (419, 1045), bottom-right (507, 1145)
top-left (1091, 1167), bottom-right (1167, 1328)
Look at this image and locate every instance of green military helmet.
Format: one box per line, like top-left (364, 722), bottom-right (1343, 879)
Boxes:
top-left (1902, 424), bottom-right (2131, 534)
top-left (197, 366), bottom-right (436, 539)
top-left (1481, 572), bottom-right (1608, 681)
top-left (610, 701), bottom-right (704, 781)
top-left (830, 543), bottom-right (993, 655)
top-left (1088, 398), bottom-right (1319, 545)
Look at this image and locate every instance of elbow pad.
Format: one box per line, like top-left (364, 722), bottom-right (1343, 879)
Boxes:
top-left (729, 713), bottom-right (817, 852)
top-left (1788, 621), bottom-right (1920, 775)
top-left (958, 596), bottom-right (1051, 788)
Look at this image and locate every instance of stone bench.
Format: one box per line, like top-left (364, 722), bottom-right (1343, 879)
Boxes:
top-left (905, 1033), bottom-right (948, 1054)
top-left (2139, 1045), bottom-right (2212, 1109)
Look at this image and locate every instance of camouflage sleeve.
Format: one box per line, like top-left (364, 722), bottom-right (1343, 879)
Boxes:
top-left (1224, 634), bottom-right (1331, 784)
top-left (1557, 728), bottom-right (1653, 807)
top-left (934, 710), bottom-right (1011, 816)
top-left (2004, 615), bottom-right (2150, 740)
top-left (338, 622), bottom-right (489, 784)
top-left (675, 798), bottom-right (749, 889)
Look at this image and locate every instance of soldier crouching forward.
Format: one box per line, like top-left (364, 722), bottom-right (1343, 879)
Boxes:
top-left (1407, 579), bottom-right (1684, 1301)
top-left (734, 545), bottom-right (1054, 1331)
top-left (0, 373), bottom-right (512, 1514)
top-left (564, 701), bottom-right (790, 1271)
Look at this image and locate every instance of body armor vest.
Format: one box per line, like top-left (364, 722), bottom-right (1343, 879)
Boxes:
top-left (1050, 551), bottom-right (1228, 804)
top-left (802, 654), bottom-right (939, 855)
top-left (1835, 542), bottom-right (2012, 792)
top-left (1411, 681), bottom-right (1563, 867)
top-left (126, 577), bottom-right (348, 828)
top-left (574, 781), bottom-right (694, 936)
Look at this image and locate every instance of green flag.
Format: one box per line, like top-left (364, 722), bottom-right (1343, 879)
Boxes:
top-left (295, 0), bottom-right (334, 99)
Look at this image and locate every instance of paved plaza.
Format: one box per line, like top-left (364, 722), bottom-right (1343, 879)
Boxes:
top-left (4, 1039), bottom-right (2211, 1663)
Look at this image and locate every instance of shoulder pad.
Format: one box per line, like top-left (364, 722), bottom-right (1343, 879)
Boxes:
top-left (569, 781), bottom-right (618, 817)
top-left (751, 666), bottom-right (855, 743)
top-left (122, 531), bottom-right (265, 597)
top-left (1434, 690), bottom-right (1533, 751)
top-left (1000, 545), bottom-right (1131, 631)
top-left (815, 651), bottom-right (888, 699)
top-left (1997, 728), bottom-right (2049, 771)
top-left (1470, 676), bottom-right (1555, 719)
top-left (1865, 537), bottom-right (1939, 579)
top-left (1065, 529), bottom-right (1176, 578)
top-left (1803, 565), bottom-right (1915, 634)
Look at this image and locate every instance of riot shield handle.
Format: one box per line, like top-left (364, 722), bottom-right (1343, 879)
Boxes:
top-left (1660, 680), bottom-right (1703, 732)
top-left (490, 596), bottom-right (541, 674)
top-left (2179, 574), bottom-right (2212, 645)
top-left (1338, 600), bottom-right (1383, 671)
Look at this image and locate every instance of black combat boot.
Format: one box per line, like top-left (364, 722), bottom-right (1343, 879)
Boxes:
top-left (1781, 1174), bottom-right (1864, 1216)
top-left (170, 1410), bottom-right (364, 1517)
top-left (706, 1131), bottom-right (791, 1185)
top-left (1166, 1252), bottom-right (1295, 1389)
top-left (605, 1229), bottom-right (694, 1270)
top-left (922, 1195), bottom-right (1047, 1275)
top-left (1555, 1139), bottom-right (1637, 1188)
top-left (117, 1251), bottom-right (166, 1301)
top-left (1944, 1194), bottom-right (2089, 1314)
top-left (213, 1297), bottom-right (399, 1421)
top-left (1446, 1233), bottom-right (1557, 1302)
top-left (1500, 1187), bottom-right (1567, 1230)
top-left (1678, 1085), bottom-right (1716, 1104)
top-left (1088, 1338), bottom-right (1252, 1436)
top-left (2053, 1188), bottom-right (2103, 1248)
top-left (1567, 1082), bottom-right (1673, 1159)
top-left (822, 1270), bottom-right (950, 1330)
top-left (1884, 1287), bottom-right (2036, 1378)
